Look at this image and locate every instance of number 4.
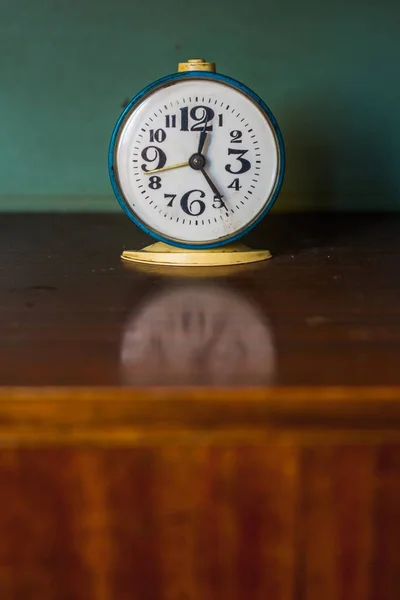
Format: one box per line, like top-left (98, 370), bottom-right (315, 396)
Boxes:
top-left (227, 178), bottom-right (241, 191)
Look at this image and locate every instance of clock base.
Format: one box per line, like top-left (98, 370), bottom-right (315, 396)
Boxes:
top-left (121, 241), bottom-right (271, 267)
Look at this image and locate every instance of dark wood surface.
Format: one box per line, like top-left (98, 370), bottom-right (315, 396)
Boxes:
top-left (1, 213), bottom-right (400, 598)
top-left (1, 212), bottom-right (400, 390)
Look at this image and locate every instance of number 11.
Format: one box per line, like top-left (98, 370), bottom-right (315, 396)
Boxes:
top-left (165, 115), bottom-right (176, 128)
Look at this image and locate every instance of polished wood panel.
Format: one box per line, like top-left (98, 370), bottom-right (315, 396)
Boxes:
top-left (1, 387), bottom-right (400, 446)
top-left (0, 445), bottom-right (399, 599)
top-left (1, 214), bottom-right (400, 599)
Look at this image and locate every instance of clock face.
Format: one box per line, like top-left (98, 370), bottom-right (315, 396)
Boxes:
top-left (111, 75), bottom-right (284, 247)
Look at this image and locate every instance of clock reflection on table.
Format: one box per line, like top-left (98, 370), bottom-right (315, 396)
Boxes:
top-left (120, 283), bottom-right (275, 386)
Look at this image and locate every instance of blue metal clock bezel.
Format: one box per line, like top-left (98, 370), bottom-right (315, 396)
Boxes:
top-left (108, 70), bottom-right (285, 249)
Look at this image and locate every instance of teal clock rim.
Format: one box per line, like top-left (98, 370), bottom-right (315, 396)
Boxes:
top-left (108, 70), bottom-right (285, 250)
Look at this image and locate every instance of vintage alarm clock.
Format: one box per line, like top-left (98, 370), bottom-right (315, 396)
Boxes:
top-left (108, 58), bottom-right (285, 266)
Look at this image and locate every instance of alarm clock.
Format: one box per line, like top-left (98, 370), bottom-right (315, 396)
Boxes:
top-left (108, 58), bottom-right (285, 265)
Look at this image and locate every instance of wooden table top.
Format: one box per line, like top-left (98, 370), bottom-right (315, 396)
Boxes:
top-left (1, 212), bottom-right (400, 439)
top-left (3, 212), bottom-right (400, 388)
top-left (1, 213), bottom-right (399, 598)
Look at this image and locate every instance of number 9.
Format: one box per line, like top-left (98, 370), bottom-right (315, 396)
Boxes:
top-left (141, 146), bottom-right (167, 172)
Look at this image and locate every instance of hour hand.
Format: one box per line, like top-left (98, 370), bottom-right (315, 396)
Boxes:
top-left (198, 129), bottom-right (207, 155)
top-left (197, 119), bottom-right (208, 155)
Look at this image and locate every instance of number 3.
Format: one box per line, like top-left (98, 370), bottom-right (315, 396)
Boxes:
top-left (225, 149), bottom-right (251, 174)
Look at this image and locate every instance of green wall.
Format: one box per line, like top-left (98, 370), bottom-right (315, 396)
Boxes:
top-left (1, 0), bottom-right (399, 211)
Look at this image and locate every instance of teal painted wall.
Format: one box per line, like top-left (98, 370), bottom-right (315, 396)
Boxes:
top-left (1, 0), bottom-right (399, 211)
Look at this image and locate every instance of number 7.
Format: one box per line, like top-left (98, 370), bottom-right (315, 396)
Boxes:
top-left (164, 193), bottom-right (176, 207)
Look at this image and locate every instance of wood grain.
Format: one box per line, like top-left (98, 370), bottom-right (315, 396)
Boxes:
top-left (0, 446), bottom-right (399, 599)
top-left (0, 214), bottom-right (399, 598)
top-left (1, 385), bottom-right (400, 446)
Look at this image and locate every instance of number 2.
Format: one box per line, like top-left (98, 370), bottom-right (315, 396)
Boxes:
top-left (230, 130), bottom-right (242, 143)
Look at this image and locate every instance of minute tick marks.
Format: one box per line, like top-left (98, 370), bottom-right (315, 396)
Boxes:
top-left (112, 75), bottom-right (283, 245)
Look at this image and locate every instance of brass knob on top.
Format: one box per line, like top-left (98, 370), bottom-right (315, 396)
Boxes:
top-left (178, 58), bottom-right (216, 73)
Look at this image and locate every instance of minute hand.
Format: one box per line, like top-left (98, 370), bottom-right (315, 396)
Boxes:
top-left (200, 168), bottom-right (226, 207)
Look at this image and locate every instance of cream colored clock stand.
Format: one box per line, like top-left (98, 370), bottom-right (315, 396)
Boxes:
top-left (121, 241), bottom-right (271, 267)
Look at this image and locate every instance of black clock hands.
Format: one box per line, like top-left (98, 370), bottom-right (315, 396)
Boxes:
top-left (197, 121), bottom-right (208, 155)
top-left (189, 152), bottom-right (227, 210)
top-left (190, 122), bottom-right (227, 209)
top-left (200, 168), bottom-right (227, 209)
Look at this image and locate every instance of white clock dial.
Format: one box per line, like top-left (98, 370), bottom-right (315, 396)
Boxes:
top-left (112, 77), bottom-right (282, 246)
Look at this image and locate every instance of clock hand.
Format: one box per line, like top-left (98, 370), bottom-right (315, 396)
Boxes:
top-left (200, 168), bottom-right (227, 210)
top-left (197, 121), bottom-right (208, 155)
top-left (188, 149), bottom-right (227, 209)
top-left (144, 161), bottom-right (189, 174)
